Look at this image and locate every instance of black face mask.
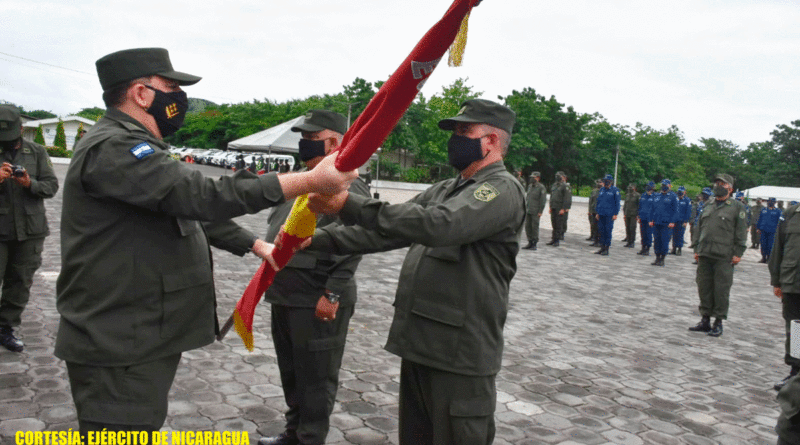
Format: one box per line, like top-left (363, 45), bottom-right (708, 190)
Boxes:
top-left (298, 138), bottom-right (327, 162)
top-left (713, 185), bottom-right (728, 197)
top-left (145, 85), bottom-right (189, 138)
top-left (661, 185), bottom-right (669, 192)
top-left (0, 138), bottom-right (20, 151)
top-left (447, 134), bottom-right (485, 171)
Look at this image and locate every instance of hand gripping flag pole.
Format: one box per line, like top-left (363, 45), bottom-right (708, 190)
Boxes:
top-left (219, 0), bottom-right (484, 351)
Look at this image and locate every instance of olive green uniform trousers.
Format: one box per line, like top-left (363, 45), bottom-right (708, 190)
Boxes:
top-left (0, 238), bottom-right (44, 327)
top-left (695, 256), bottom-right (734, 319)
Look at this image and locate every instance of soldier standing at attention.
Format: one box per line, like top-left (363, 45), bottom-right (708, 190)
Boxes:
top-left (54, 48), bottom-right (357, 435)
top-left (758, 197), bottom-right (783, 263)
top-left (547, 171), bottom-right (570, 246)
top-left (637, 181), bottom-right (656, 256)
top-left (259, 110), bottom-right (370, 445)
top-left (523, 171), bottom-right (547, 250)
top-left (0, 105), bottom-right (59, 353)
top-left (594, 174), bottom-right (620, 256)
top-left (751, 198), bottom-right (763, 249)
top-left (305, 99), bottom-right (524, 444)
top-left (671, 186), bottom-right (692, 256)
top-left (622, 183), bottom-right (640, 248)
top-left (688, 174), bottom-right (747, 337)
top-left (769, 201), bottom-right (800, 391)
top-left (587, 179), bottom-right (601, 246)
top-left (648, 179), bottom-right (678, 266)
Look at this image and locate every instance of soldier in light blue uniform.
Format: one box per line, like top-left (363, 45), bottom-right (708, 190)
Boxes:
top-left (649, 179), bottom-right (679, 266)
top-left (671, 186), bottom-right (692, 256)
top-left (637, 181), bottom-right (656, 256)
top-left (758, 197), bottom-right (783, 263)
top-left (594, 174), bottom-right (620, 256)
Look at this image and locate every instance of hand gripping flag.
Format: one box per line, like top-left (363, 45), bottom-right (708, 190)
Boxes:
top-left (221, 0), bottom-right (484, 351)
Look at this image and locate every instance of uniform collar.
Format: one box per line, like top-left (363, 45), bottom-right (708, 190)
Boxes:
top-left (104, 107), bottom-right (157, 138)
top-left (451, 161), bottom-right (507, 193)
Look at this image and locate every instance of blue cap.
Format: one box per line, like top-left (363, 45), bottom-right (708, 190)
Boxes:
top-left (702, 187), bottom-right (712, 196)
top-left (678, 186), bottom-right (686, 192)
top-left (769, 197), bottom-right (777, 202)
top-left (647, 181), bottom-right (655, 187)
top-left (792, 201), bottom-right (799, 206)
top-left (661, 179), bottom-right (671, 186)
top-left (735, 191), bottom-right (744, 198)
top-left (604, 174), bottom-right (613, 181)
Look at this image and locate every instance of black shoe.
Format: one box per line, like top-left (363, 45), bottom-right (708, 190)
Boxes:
top-left (590, 241), bottom-right (600, 247)
top-left (621, 237), bottom-right (629, 243)
top-left (708, 319), bottom-right (723, 337)
top-left (670, 248), bottom-right (677, 255)
top-left (676, 247), bottom-right (682, 256)
top-left (532, 242), bottom-right (537, 251)
top-left (0, 326), bottom-right (23, 353)
top-left (586, 236), bottom-right (594, 241)
top-left (258, 432), bottom-right (299, 445)
top-left (546, 239), bottom-right (558, 245)
top-left (600, 246), bottom-right (609, 256)
top-left (560, 235), bottom-right (565, 240)
top-left (759, 256), bottom-right (767, 263)
top-left (523, 241), bottom-right (535, 250)
top-left (774, 368), bottom-right (800, 391)
top-left (550, 240), bottom-right (559, 247)
top-left (637, 247), bottom-right (647, 255)
top-left (651, 255), bottom-right (661, 266)
top-left (688, 316), bottom-right (711, 332)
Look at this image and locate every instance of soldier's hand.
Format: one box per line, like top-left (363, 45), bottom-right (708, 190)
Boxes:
top-left (637, 217), bottom-right (641, 223)
top-left (731, 256), bottom-right (741, 265)
top-left (775, 287), bottom-right (783, 298)
top-left (0, 163), bottom-right (12, 183)
top-left (694, 253), bottom-right (699, 261)
top-left (683, 222), bottom-right (688, 228)
top-left (595, 214), bottom-right (599, 220)
top-left (668, 223), bottom-right (675, 228)
top-left (309, 154), bottom-right (358, 195)
top-left (308, 191), bottom-right (349, 215)
top-left (649, 222), bottom-right (654, 227)
top-left (612, 215), bottom-right (617, 220)
top-left (13, 170), bottom-right (31, 188)
top-left (559, 209), bottom-right (565, 215)
top-left (251, 239), bottom-right (280, 271)
top-left (537, 213), bottom-right (542, 218)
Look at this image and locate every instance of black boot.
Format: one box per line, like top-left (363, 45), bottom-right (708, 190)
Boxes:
top-left (670, 247), bottom-right (677, 255)
top-left (586, 236), bottom-right (594, 241)
top-left (622, 237), bottom-right (629, 243)
top-left (775, 367), bottom-right (800, 391)
top-left (708, 319), bottom-right (723, 337)
top-left (600, 246), bottom-right (609, 256)
top-left (546, 239), bottom-right (558, 246)
top-left (759, 256), bottom-right (767, 263)
top-left (594, 246), bottom-right (604, 254)
top-left (659, 255), bottom-right (666, 266)
top-left (0, 325), bottom-right (23, 353)
top-left (531, 242), bottom-right (537, 251)
top-left (523, 241), bottom-right (535, 250)
top-left (688, 316), bottom-right (711, 332)
top-left (651, 255), bottom-right (661, 266)
top-left (258, 431), bottom-right (300, 445)
top-left (676, 247), bottom-right (682, 256)
top-left (637, 246), bottom-right (649, 255)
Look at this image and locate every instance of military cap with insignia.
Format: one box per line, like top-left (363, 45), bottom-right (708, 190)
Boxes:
top-left (291, 110), bottom-right (348, 135)
top-left (438, 99), bottom-right (516, 134)
top-left (95, 48), bottom-right (202, 91)
top-left (713, 173), bottom-right (734, 186)
top-left (0, 105), bottom-right (21, 141)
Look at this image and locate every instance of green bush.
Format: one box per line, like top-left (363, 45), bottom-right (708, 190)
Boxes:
top-left (34, 126), bottom-right (45, 145)
top-left (46, 146), bottom-right (72, 158)
top-left (54, 120), bottom-right (67, 149)
top-left (400, 166), bottom-right (431, 183)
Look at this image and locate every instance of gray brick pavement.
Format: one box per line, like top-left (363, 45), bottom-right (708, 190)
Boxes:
top-left (0, 164), bottom-right (785, 444)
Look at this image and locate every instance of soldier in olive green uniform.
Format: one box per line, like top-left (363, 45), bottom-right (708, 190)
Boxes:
top-left (54, 48), bottom-right (357, 436)
top-left (259, 110), bottom-right (370, 445)
top-left (776, 374), bottom-right (800, 444)
top-left (587, 179), bottom-right (600, 246)
top-left (769, 202), bottom-right (800, 391)
top-left (688, 174), bottom-right (747, 337)
top-left (0, 105), bottom-right (58, 353)
top-left (523, 171), bottom-right (546, 250)
top-left (622, 184), bottom-right (640, 248)
top-left (751, 198), bottom-right (762, 249)
top-left (306, 99), bottom-right (524, 445)
top-left (547, 171), bottom-right (571, 246)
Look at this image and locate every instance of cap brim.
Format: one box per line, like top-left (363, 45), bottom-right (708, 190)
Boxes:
top-left (438, 116), bottom-right (482, 131)
top-left (712, 176), bottom-right (730, 184)
top-left (291, 123), bottom-right (327, 133)
top-left (159, 70), bottom-right (201, 86)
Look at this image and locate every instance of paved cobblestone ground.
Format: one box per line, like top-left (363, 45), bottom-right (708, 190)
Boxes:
top-left (0, 164), bottom-right (786, 444)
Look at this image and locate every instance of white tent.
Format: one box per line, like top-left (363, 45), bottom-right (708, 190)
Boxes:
top-left (742, 186), bottom-right (800, 203)
top-left (227, 116), bottom-right (304, 153)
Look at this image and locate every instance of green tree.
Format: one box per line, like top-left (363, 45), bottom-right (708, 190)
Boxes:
top-left (34, 125), bottom-right (45, 145)
top-left (499, 88), bottom-right (547, 172)
top-left (771, 120), bottom-right (800, 186)
top-left (74, 123), bottom-right (85, 147)
top-left (21, 108), bottom-right (57, 119)
top-left (53, 120), bottom-right (67, 149)
top-left (74, 107), bottom-right (104, 122)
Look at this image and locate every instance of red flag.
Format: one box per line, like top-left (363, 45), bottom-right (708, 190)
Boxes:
top-left (222, 0), bottom-right (483, 350)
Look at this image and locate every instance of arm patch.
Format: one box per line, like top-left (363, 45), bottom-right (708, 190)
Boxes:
top-left (474, 183), bottom-right (499, 202)
top-left (130, 143), bottom-right (155, 160)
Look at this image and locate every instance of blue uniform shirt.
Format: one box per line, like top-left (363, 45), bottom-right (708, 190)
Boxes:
top-left (638, 192), bottom-right (655, 220)
top-left (649, 191), bottom-right (679, 225)
top-left (596, 185), bottom-right (621, 216)
top-left (693, 200), bottom-right (706, 225)
top-left (677, 195), bottom-right (692, 222)
top-left (758, 207), bottom-right (783, 233)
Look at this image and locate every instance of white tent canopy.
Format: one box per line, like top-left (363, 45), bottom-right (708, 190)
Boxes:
top-left (742, 186), bottom-right (800, 203)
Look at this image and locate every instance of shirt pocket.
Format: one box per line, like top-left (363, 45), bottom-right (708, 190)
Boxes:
top-left (409, 298), bottom-right (466, 362)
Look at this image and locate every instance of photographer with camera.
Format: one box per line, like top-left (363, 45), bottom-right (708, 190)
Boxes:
top-left (0, 105), bottom-right (59, 353)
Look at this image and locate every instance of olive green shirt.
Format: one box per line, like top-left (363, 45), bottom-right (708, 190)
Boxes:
top-left (311, 161), bottom-right (525, 376)
top-left (0, 139), bottom-right (59, 241)
top-left (770, 204), bottom-right (800, 293)
top-left (623, 190), bottom-right (641, 217)
top-left (550, 181), bottom-right (571, 211)
top-left (693, 198), bottom-right (748, 260)
top-left (525, 181), bottom-right (546, 215)
top-left (588, 188), bottom-right (599, 213)
top-left (263, 177), bottom-right (370, 308)
top-left (56, 107), bottom-right (285, 366)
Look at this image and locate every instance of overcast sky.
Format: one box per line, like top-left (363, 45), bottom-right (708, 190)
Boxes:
top-left (2, 0), bottom-right (798, 149)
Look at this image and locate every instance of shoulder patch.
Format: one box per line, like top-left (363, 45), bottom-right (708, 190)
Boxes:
top-left (130, 143), bottom-right (155, 160)
top-left (739, 211), bottom-right (746, 219)
top-left (474, 182), bottom-right (499, 202)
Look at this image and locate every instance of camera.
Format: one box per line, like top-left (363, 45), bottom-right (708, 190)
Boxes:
top-left (11, 165), bottom-right (25, 178)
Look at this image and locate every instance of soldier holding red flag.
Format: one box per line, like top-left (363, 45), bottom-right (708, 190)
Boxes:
top-left (306, 99), bottom-right (524, 444)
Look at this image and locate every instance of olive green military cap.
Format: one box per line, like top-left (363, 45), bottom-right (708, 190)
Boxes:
top-left (556, 171), bottom-right (566, 177)
top-left (0, 105), bottom-right (21, 141)
top-left (95, 48), bottom-right (202, 91)
top-left (714, 173), bottom-right (734, 186)
top-left (530, 171), bottom-right (540, 178)
top-left (438, 99), bottom-right (516, 134)
top-left (291, 109), bottom-right (347, 135)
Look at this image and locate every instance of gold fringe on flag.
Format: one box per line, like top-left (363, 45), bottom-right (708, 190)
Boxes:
top-left (448, 12), bottom-right (471, 67)
top-left (233, 309), bottom-right (254, 351)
